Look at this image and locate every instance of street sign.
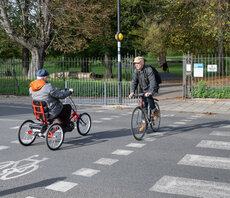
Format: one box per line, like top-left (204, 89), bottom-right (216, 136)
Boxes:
top-left (207, 64), bottom-right (217, 72)
top-left (194, 63), bottom-right (203, 77)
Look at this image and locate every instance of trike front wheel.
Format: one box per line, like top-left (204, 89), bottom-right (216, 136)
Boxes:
top-left (77, 113), bottom-right (91, 136)
top-left (18, 120), bottom-right (36, 146)
top-left (46, 123), bottom-right (64, 150)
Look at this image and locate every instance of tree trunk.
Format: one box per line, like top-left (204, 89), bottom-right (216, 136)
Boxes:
top-left (157, 51), bottom-right (167, 67)
top-left (104, 52), bottom-right (112, 78)
top-left (28, 48), bottom-right (45, 79)
top-left (22, 47), bottom-right (30, 76)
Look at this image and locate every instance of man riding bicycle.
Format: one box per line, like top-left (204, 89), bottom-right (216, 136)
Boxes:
top-left (29, 69), bottom-right (74, 132)
top-left (129, 56), bottom-right (159, 131)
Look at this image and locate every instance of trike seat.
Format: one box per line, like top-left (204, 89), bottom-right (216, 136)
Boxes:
top-left (32, 100), bottom-right (49, 122)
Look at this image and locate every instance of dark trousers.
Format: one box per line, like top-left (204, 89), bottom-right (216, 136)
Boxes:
top-left (57, 104), bottom-right (72, 127)
top-left (142, 95), bottom-right (156, 112)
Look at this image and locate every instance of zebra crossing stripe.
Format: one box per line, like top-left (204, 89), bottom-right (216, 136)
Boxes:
top-left (174, 122), bottom-right (187, 125)
top-left (221, 125), bottom-right (230, 128)
top-left (196, 140), bottom-right (230, 150)
top-left (111, 149), bottom-right (133, 156)
top-left (150, 175), bottom-right (230, 198)
top-left (45, 181), bottom-right (77, 192)
top-left (178, 154), bottom-right (230, 170)
top-left (0, 146), bottom-right (9, 150)
top-left (94, 158), bottom-right (119, 166)
top-left (73, 168), bottom-right (100, 177)
top-left (210, 131), bottom-right (230, 137)
top-left (9, 126), bottom-right (20, 129)
top-left (126, 143), bottom-right (146, 148)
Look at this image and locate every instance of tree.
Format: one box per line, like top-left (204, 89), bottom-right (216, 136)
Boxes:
top-left (0, 0), bottom-right (54, 78)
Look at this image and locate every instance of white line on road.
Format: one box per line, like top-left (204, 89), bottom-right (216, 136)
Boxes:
top-left (126, 143), bottom-right (146, 148)
top-left (9, 126), bottom-right (20, 129)
top-left (92, 120), bottom-right (103, 123)
top-left (94, 158), bottom-right (119, 166)
top-left (111, 149), bottom-right (133, 156)
top-left (144, 137), bottom-right (156, 141)
top-left (196, 140), bottom-right (230, 150)
top-left (210, 131), bottom-right (230, 137)
top-left (0, 146), bottom-right (9, 150)
top-left (150, 175), bottom-right (230, 198)
top-left (73, 168), bottom-right (100, 177)
top-left (178, 154), bottom-right (230, 170)
top-left (11, 140), bottom-right (19, 144)
top-left (45, 181), bottom-right (77, 192)
top-left (174, 122), bottom-right (187, 125)
top-left (221, 125), bottom-right (230, 128)
top-left (101, 118), bottom-right (113, 121)
top-left (0, 119), bottom-right (24, 122)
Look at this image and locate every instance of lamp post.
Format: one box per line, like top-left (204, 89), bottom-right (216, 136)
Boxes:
top-left (117, 0), bottom-right (122, 104)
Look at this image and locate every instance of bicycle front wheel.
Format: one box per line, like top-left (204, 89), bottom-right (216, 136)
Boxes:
top-left (131, 106), bottom-right (147, 141)
top-left (77, 113), bottom-right (91, 136)
top-left (18, 120), bottom-right (36, 146)
top-left (46, 123), bottom-right (64, 150)
top-left (150, 102), bottom-right (161, 132)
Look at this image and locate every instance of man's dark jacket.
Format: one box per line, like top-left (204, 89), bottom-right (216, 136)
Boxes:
top-left (131, 65), bottom-right (158, 94)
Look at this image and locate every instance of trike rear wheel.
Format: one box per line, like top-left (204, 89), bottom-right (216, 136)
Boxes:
top-left (46, 123), bottom-right (64, 150)
top-left (18, 120), bottom-right (36, 146)
top-left (77, 113), bottom-right (91, 136)
top-left (131, 106), bottom-right (147, 141)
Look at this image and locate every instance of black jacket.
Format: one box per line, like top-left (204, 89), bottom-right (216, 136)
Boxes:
top-left (131, 65), bottom-right (157, 94)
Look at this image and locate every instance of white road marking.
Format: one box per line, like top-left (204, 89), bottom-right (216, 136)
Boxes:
top-left (111, 149), bottom-right (133, 156)
top-left (174, 122), bottom-right (187, 125)
top-left (161, 114), bottom-right (175, 117)
top-left (0, 119), bottom-right (24, 122)
top-left (221, 125), bottom-right (230, 128)
top-left (11, 140), bottom-right (19, 144)
top-left (92, 120), bottom-right (103, 123)
top-left (9, 126), bottom-right (20, 129)
top-left (150, 175), bottom-right (230, 198)
top-left (144, 137), bottom-right (156, 142)
top-left (73, 168), bottom-right (100, 177)
top-left (0, 146), bottom-right (9, 150)
top-left (94, 158), bottom-right (119, 166)
top-left (180, 119), bottom-right (192, 122)
top-left (126, 143), bottom-right (146, 148)
top-left (45, 181), bottom-right (77, 192)
top-left (178, 154), bottom-right (230, 170)
top-left (196, 140), bottom-right (230, 150)
top-left (26, 197), bottom-right (36, 198)
top-left (101, 118), bottom-right (113, 120)
top-left (168, 124), bottom-right (179, 127)
top-left (210, 131), bottom-right (230, 137)
top-left (95, 110), bottom-right (104, 113)
top-left (111, 116), bottom-right (120, 118)
top-left (0, 105), bottom-right (31, 109)
top-left (121, 113), bottom-right (129, 116)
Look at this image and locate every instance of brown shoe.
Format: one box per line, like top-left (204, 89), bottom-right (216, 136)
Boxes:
top-left (153, 109), bottom-right (159, 120)
top-left (139, 123), bottom-right (146, 132)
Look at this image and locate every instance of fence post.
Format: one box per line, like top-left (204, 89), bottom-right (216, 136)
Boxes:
top-left (104, 81), bottom-right (107, 105)
top-left (62, 56), bottom-right (66, 89)
top-left (11, 57), bottom-right (15, 95)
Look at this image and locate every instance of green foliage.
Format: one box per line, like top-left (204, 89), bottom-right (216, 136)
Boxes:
top-left (191, 80), bottom-right (230, 98)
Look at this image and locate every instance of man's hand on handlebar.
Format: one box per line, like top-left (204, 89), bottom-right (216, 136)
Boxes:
top-left (129, 92), bottom-right (134, 99)
top-left (69, 88), bottom-right (74, 93)
top-left (145, 92), bottom-right (152, 97)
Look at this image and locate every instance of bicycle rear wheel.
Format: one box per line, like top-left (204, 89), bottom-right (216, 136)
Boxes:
top-left (150, 102), bottom-right (161, 132)
top-left (46, 123), bottom-right (64, 150)
top-left (77, 113), bottom-right (91, 136)
top-left (131, 106), bottom-right (147, 141)
top-left (18, 120), bottom-right (36, 146)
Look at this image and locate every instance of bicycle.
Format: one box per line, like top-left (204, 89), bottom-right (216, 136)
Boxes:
top-left (130, 93), bottom-right (161, 141)
top-left (18, 96), bottom-right (92, 150)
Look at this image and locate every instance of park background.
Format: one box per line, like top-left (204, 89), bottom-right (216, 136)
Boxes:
top-left (1, 0), bottom-right (230, 103)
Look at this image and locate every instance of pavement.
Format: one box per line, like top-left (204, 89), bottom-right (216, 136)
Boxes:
top-left (1, 82), bottom-right (230, 115)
